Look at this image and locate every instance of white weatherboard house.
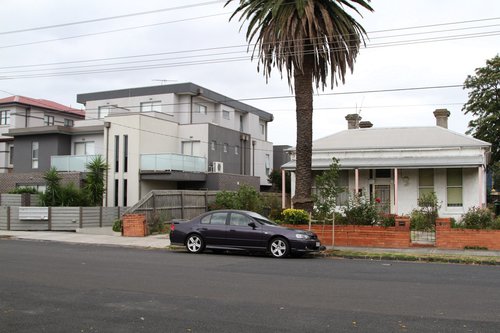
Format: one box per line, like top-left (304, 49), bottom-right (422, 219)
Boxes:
top-left (282, 110), bottom-right (491, 220)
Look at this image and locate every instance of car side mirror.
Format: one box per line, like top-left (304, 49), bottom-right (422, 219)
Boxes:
top-left (248, 222), bottom-right (257, 229)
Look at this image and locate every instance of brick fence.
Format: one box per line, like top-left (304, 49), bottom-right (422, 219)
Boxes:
top-left (436, 218), bottom-right (500, 250)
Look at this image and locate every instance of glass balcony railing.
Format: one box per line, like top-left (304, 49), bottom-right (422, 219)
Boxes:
top-left (51, 155), bottom-right (100, 172)
top-left (141, 153), bottom-right (206, 173)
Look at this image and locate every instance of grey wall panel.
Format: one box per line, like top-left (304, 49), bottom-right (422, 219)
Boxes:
top-left (0, 194), bottom-right (22, 207)
top-left (9, 207), bottom-right (49, 231)
top-left (82, 207), bottom-right (101, 228)
top-left (102, 207), bottom-right (119, 227)
top-left (51, 207), bottom-right (80, 231)
top-left (0, 206), bottom-right (7, 230)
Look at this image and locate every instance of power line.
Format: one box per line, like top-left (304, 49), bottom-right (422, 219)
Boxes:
top-left (0, 1), bottom-right (226, 35)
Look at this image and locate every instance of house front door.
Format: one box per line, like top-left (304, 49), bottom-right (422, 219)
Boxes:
top-left (374, 185), bottom-right (391, 214)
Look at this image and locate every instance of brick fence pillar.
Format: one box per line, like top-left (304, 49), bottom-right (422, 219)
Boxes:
top-left (394, 216), bottom-right (410, 230)
top-left (122, 214), bottom-right (148, 237)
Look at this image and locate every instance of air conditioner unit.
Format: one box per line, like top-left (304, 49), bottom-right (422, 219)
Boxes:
top-left (212, 161), bottom-right (224, 173)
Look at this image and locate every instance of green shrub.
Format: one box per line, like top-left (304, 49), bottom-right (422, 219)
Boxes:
top-left (112, 219), bottom-right (122, 232)
top-left (343, 195), bottom-right (379, 225)
top-left (410, 210), bottom-right (435, 231)
top-left (379, 214), bottom-right (396, 227)
top-left (209, 185), bottom-right (264, 214)
top-left (460, 207), bottom-right (499, 230)
top-left (149, 211), bottom-right (170, 234)
top-left (282, 208), bottom-right (309, 225)
top-left (8, 187), bottom-right (39, 194)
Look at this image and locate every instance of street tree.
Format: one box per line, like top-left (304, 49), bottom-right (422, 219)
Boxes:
top-left (462, 55), bottom-right (500, 169)
top-left (313, 157), bottom-right (342, 220)
top-left (226, 0), bottom-right (373, 212)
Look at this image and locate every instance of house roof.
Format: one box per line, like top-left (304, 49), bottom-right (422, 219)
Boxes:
top-left (0, 96), bottom-right (85, 117)
top-left (76, 82), bottom-right (273, 122)
top-left (311, 126), bottom-right (490, 151)
top-left (282, 126), bottom-right (491, 170)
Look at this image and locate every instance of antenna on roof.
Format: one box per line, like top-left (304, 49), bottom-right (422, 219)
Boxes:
top-left (152, 79), bottom-right (177, 85)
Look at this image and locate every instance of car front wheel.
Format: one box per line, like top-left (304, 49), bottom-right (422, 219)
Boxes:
top-left (269, 237), bottom-right (289, 258)
top-left (186, 234), bottom-right (204, 254)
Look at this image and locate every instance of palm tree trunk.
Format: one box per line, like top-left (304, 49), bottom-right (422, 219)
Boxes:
top-left (293, 54), bottom-right (314, 212)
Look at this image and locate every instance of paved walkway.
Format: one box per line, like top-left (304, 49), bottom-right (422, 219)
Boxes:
top-left (1, 230), bottom-right (499, 257)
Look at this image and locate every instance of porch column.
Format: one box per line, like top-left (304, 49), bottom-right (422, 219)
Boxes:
top-left (354, 168), bottom-right (359, 194)
top-left (281, 168), bottom-right (286, 209)
top-left (478, 166), bottom-right (483, 208)
top-left (394, 168), bottom-right (399, 216)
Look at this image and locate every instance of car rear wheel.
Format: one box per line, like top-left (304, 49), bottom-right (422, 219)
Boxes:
top-left (269, 237), bottom-right (289, 258)
top-left (186, 234), bottom-right (204, 254)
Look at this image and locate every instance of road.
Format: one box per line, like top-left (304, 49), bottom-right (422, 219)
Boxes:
top-left (1, 239), bottom-right (499, 332)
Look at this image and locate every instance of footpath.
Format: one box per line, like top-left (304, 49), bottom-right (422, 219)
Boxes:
top-left (1, 229), bottom-right (499, 264)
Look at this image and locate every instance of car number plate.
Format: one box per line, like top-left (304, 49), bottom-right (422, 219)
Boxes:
top-left (316, 241), bottom-right (320, 247)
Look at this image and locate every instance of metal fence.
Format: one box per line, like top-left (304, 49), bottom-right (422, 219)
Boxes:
top-left (0, 206), bottom-right (125, 231)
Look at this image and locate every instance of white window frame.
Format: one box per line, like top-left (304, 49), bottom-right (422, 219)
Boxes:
top-left (223, 143), bottom-right (228, 153)
top-left (447, 168), bottom-right (463, 207)
top-left (211, 140), bottom-right (216, 151)
top-left (0, 110), bottom-right (10, 125)
top-left (32, 142), bottom-right (39, 169)
top-left (44, 115), bottom-right (54, 126)
top-left (222, 110), bottom-right (230, 120)
top-left (140, 101), bottom-right (162, 112)
top-left (64, 119), bottom-right (74, 127)
top-left (195, 104), bottom-right (207, 115)
top-left (74, 141), bottom-right (95, 155)
top-left (98, 106), bottom-right (112, 119)
top-left (235, 145), bottom-right (239, 155)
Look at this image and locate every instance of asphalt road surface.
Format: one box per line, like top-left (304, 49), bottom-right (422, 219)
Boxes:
top-left (1, 239), bottom-right (499, 332)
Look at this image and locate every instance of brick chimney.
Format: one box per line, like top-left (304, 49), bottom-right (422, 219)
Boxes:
top-left (433, 109), bottom-right (450, 129)
top-left (345, 114), bottom-right (361, 129)
top-left (359, 121), bottom-right (373, 129)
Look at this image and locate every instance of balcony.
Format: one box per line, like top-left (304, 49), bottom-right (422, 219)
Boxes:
top-left (51, 155), bottom-right (100, 172)
top-left (141, 153), bottom-right (206, 173)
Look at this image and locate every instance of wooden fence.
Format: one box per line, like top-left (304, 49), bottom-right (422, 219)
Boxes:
top-left (0, 206), bottom-right (124, 231)
top-left (125, 190), bottom-right (219, 222)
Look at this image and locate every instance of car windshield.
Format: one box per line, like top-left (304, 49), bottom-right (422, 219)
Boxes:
top-left (246, 211), bottom-right (279, 226)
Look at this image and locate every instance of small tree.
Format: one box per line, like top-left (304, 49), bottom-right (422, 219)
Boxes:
top-left (40, 167), bottom-right (62, 206)
top-left (313, 158), bottom-right (343, 221)
top-left (84, 155), bottom-right (108, 206)
top-left (268, 169), bottom-right (291, 193)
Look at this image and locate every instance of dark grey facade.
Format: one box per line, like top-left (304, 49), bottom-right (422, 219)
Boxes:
top-left (12, 133), bottom-right (71, 172)
top-left (273, 145), bottom-right (292, 170)
top-left (208, 124), bottom-right (251, 175)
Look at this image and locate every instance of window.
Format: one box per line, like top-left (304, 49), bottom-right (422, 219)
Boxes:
top-left (447, 168), bottom-right (463, 207)
top-left (260, 123), bottom-right (265, 135)
top-left (114, 179), bottom-right (119, 207)
top-left (235, 145), bottom-right (239, 155)
top-left (211, 140), bottom-right (216, 151)
top-left (64, 119), bottom-right (74, 127)
top-left (222, 110), bottom-right (230, 120)
top-left (8, 145), bottom-right (14, 165)
top-left (419, 169), bottom-right (434, 200)
top-left (223, 143), bottom-right (228, 153)
top-left (44, 115), bottom-right (54, 126)
top-left (375, 169), bottom-right (391, 178)
top-left (195, 104), bottom-right (207, 114)
top-left (265, 154), bottom-right (270, 175)
top-left (98, 106), bottom-right (111, 119)
top-left (114, 136), bottom-right (119, 172)
top-left (123, 179), bottom-right (128, 206)
top-left (140, 101), bottom-right (161, 112)
top-left (123, 135), bottom-right (128, 173)
top-left (229, 213), bottom-right (252, 226)
top-left (240, 115), bottom-right (244, 131)
top-left (0, 110), bottom-right (10, 125)
top-left (74, 141), bottom-right (95, 155)
top-left (31, 142), bottom-right (39, 169)
top-left (201, 212), bottom-right (228, 225)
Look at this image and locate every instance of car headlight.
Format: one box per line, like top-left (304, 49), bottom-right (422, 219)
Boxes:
top-left (295, 233), bottom-right (310, 240)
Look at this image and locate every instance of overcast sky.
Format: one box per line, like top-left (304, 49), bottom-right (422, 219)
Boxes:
top-left (1, 0), bottom-right (498, 145)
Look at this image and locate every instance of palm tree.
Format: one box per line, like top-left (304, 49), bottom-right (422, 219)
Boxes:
top-left (84, 155), bottom-right (108, 206)
top-left (226, 0), bottom-right (372, 212)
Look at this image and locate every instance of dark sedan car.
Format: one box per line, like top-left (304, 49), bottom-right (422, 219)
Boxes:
top-left (170, 210), bottom-right (325, 258)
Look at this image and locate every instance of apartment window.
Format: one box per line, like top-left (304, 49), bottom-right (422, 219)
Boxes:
top-left (64, 119), bottom-right (74, 127)
top-left (235, 145), bottom-right (239, 155)
top-left (123, 179), bottom-right (128, 207)
top-left (224, 143), bottom-right (228, 153)
top-left (31, 142), bottom-right (39, 169)
top-left (211, 140), bottom-right (216, 151)
top-left (265, 154), bottom-right (270, 175)
top-left (114, 135), bottom-right (119, 172)
top-left (98, 106), bottom-right (111, 119)
top-left (222, 110), bottom-right (230, 120)
top-left (447, 168), bottom-right (463, 207)
top-left (418, 169), bottom-right (434, 200)
top-left (74, 141), bottom-right (95, 155)
top-left (260, 123), bottom-right (265, 135)
top-left (195, 104), bottom-right (207, 114)
top-left (44, 115), bottom-right (54, 126)
top-left (114, 179), bottom-right (119, 207)
top-left (239, 115), bottom-right (244, 132)
top-left (0, 110), bottom-right (10, 125)
top-left (123, 135), bottom-right (128, 173)
top-left (8, 145), bottom-right (14, 165)
top-left (140, 101), bottom-right (161, 112)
